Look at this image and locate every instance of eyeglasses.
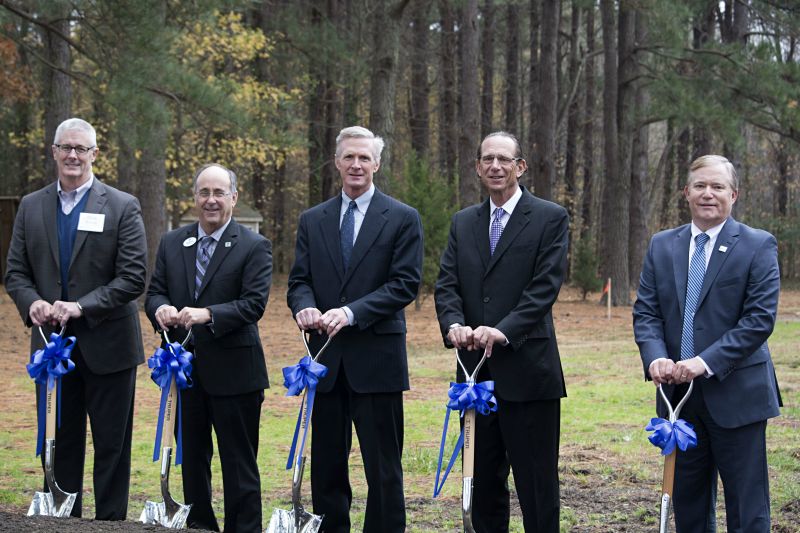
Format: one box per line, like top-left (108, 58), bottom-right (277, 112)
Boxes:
top-left (196, 189), bottom-right (233, 199)
top-left (479, 154), bottom-right (522, 166)
top-left (54, 144), bottom-right (95, 155)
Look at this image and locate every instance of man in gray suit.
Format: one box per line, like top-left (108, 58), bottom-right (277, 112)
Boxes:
top-left (5, 118), bottom-right (147, 520)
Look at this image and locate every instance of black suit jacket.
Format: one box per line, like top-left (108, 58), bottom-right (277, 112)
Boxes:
top-left (287, 188), bottom-right (423, 393)
top-left (5, 179), bottom-right (147, 373)
top-left (145, 219), bottom-right (272, 396)
top-left (435, 186), bottom-right (569, 402)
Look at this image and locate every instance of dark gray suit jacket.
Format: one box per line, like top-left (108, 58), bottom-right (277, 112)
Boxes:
top-left (5, 178), bottom-right (147, 374)
top-left (434, 186), bottom-right (569, 402)
top-left (633, 218), bottom-right (782, 428)
top-left (287, 188), bottom-right (423, 394)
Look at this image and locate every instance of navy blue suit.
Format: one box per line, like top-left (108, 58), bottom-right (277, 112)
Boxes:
top-left (633, 217), bottom-right (781, 532)
top-left (287, 188), bottom-right (423, 533)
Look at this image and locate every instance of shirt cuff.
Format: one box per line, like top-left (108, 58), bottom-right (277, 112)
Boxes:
top-left (342, 306), bottom-right (355, 326)
top-left (697, 356), bottom-right (714, 377)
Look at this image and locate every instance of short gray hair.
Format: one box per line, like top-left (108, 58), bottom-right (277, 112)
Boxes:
top-left (688, 155), bottom-right (738, 190)
top-left (477, 131), bottom-right (524, 159)
top-left (192, 163), bottom-right (238, 194)
top-left (335, 126), bottom-right (385, 163)
top-left (54, 118), bottom-right (97, 147)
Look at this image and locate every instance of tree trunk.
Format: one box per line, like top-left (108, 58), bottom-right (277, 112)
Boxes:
top-left (458, 0), bottom-right (481, 207)
top-left (137, 99), bottom-right (168, 283)
top-left (676, 128), bottom-right (691, 224)
top-left (526, 0), bottom-right (540, 152)
top-left (563, 1), bottom-right (580, 227)
top-left (580, 3), bottom-right (596, 240)
top-left (504, 2), bottom-right (521, 135)
top-left (480, 0), bottom-right (495, 138)
top-left (628, 8), bottom-right (649, 287)
top-left (532, 0), bottom-right (559, 200)
top-left (409, 0), bottom-right (431, 157)
top-left (42, 6), bottom-right (71, 188)
top-left (438, 0), bottom-right (458, 185)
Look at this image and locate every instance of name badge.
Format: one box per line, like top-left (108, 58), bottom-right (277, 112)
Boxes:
top-left (77, 212), bottom-right (105, 232)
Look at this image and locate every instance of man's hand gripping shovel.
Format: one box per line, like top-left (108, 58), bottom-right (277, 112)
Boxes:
top-left (140, 329), bottom-right (194, 528)
top-left (645, 381), bottom-right (698, 533)
top-left (433, 349), bottom-right (496, 533)
top-left (266, 331), bottom-right (331, 533)
top-left (27, 326), bottom-right (77, 517)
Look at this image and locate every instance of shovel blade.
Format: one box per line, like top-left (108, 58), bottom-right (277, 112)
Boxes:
top-left (659, 493), bottom-right (672, 533)
top-left (266, 508), bottom-right (322, 533)
top-left (462, 476), bottom-right (476, 533)
top-left (28, 490), bottom-right (76, 518)
top-left (140, 500), bottom-right (191, 529)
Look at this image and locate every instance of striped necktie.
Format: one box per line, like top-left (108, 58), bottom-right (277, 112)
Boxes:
top-left (195, 236), bottom-right (212, 299)
top-left (680, 232), bottom-right (710, 361)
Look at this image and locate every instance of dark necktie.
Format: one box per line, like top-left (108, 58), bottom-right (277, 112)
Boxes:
top-left (680, 232), bottom-right (710, 360)
top-left (195, 236), bottom-right (212, 299)
top-left (490, 207), bottom-right (505, 255)
top-left (341, 200), bottom-right (357, 270)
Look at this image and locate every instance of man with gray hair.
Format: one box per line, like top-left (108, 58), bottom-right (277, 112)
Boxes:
top-left (5, 117), bottom-right (147, 519)
top-left (288, 126), bottom-right (423, 532)
top-left (146, 163), bottom-right (272, 531)
top-left (634, 154), bottom-right (781, 531)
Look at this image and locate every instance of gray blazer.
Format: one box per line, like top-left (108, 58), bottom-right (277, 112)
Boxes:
top-left (5, 178), bottom-right (147, 374)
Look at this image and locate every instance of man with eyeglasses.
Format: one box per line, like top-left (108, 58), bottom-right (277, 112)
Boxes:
top-left (5, 117), bottom-right (147, 520)
top-left (435, 131), bottom-right (569, 532)
top-left (146, 163), bottom-right (272, 531)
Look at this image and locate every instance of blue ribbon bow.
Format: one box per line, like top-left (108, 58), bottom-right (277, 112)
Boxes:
top-left (283, 355), bottom-right (328, 470)
top-left (433, 380), bottom-right (497, 497)
top-left (26, 331), bottom-right (76, 456)
top-left (148, 342), bottom-right (194, 465)
top-left (645, 417), bottom-right (698, 456)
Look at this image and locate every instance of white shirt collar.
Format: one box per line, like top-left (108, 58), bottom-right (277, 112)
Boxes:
top-left (57, 174), bottom-right (94, 197)
top-left (198, 218), bottom-right (232, 241)
top-left (489, 186), bottom-right (523, 216)
top-left (342, 183), bottom-right (375, 214)
top-left (690, 219), bottom-right (726, 242)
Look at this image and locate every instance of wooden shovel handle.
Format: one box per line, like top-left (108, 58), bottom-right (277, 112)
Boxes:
top-left (161, 376), bottom-right (178, 449)
top-left (45, 382), bottom-right (57, 440)
top-left (462, 409), bottom-right (476, 478)
top-left (662, 449), bottom-right (677, 497)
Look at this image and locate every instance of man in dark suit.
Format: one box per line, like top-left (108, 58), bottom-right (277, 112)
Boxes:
top-left (434, 131), bottom-right (568, 532)
top-left (145, 163), bottom-right (272, 532)
top-left (287, 126), bottom-right (423, 533)
top-left (633, 155), bottom-right (781, 532)
top-left (5, 118), bottom-right (147, 520)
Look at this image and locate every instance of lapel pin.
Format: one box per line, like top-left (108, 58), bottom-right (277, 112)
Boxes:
top-left (718, 245), bottom-right (728, 253)
top-left (183, 236), bottom-right (197, 247)
top-left (224, 241), bottom-right (231, 247)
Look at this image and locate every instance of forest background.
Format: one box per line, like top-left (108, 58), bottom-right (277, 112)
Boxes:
top-left (0, 0), bottom-right (798, 300)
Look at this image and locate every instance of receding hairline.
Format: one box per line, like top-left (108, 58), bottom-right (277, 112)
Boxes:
top-left (688, 155), bottom-right (738, 190)
top-left (477, 131), bottom-right (523, 159)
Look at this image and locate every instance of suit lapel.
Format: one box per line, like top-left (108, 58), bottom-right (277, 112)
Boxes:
top-left (42, 184), bottom-right (59, 268)
top-left (471, 199), bottom-right (491, 272)
top-left (672, 226), bottom-right (691, 318)
top-left (183, 223), bottom-right (199, 298)
top-left (343, 190), bottom-right (389, 285)
top-left (319, 196), bottom-right (345, 281)
top-left (485, 192), bottom-right (532, 276)
top-left (197, 221), bottom-right (239, 299)
top-left (697, 218), bottom-right (739, 310)
top-left (69, 180), bottom-right (108, 269)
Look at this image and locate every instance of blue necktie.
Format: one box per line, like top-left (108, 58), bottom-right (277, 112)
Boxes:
top-left (195, 236), bottom-right (212, 299)
top-left (680, 233), bottom-right (710, 361)
top-left (341, 200), bottom-right (356, 270)
top-left (490, 208), bottom-right (505, 255)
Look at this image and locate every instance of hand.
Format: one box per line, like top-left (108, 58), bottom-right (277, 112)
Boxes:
top-left (51, 300), bottom-right (82, 327)
top-left (155, 305), bottom-right (180, 330)
top-left (29, 300), bottom-right (55, 327)
top-left (319, 308), bottom-right (348, 338)
top-left (673, 358), bottom-right (706, 384)
top-left (176, 307), bottom-right (212, 329)
top-left (470, 326), bottom-right (507, 357)
top-left (447, 325), bottom-right (475, 350)
top-left (295, 307), bottom-right (322, 332)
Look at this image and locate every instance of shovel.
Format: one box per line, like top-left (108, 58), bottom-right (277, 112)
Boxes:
top-left (28, 326), bottom-right (77, 518)
top-left (266, 331), bottom-right (332, 533)
top-left (141, 330), bottom-right (193, 528)
top-left (457, 350), bottom-right (489, 533)
top-left (656, 380), bottom-right (694, 533)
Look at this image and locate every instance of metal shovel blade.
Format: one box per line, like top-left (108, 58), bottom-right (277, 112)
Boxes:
top-left (266, 508), bottom-right (322, 533)
top-left (28, 434), bottom-right (77, 517)
top-left (140, 447), bottom-right (191, 528)
top-left (461, 475), bottom-right (476, 533)
top-left (659, 493), bottom-right (672, 533)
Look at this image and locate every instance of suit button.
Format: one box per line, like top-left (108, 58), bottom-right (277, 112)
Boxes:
top-left (340, 297), bottom-right (346, 303)
top-left (483, 296), bottom-right (490, 303)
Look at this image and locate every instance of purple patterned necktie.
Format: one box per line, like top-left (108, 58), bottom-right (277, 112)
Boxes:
top-left (490, 207), bottom-right (505, 255)
top-left (195, 236), bottom-right (212, 299)
top-left (680, 232), bottom-right (710, 360)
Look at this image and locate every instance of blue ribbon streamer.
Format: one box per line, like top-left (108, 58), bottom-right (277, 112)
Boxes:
top-left (283, 355), bottom-right (328, 470)
top-left (26, 331), bottom-right (76, 456)
top-left (148, 342), bottom-right (193, 465)
top-left (645, 417), bottom-right (698, 456)
top-left (433, 380), bottom-right (496, 498)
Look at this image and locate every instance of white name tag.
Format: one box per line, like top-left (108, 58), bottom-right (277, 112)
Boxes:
top-left (77, 212), bottom-right (105, 232)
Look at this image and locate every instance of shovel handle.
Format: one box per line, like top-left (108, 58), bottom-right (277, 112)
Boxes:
top-left (661, 449), bottom-right (677, 497)
top-left (161, 376), bottom-right (178, 449)
top-left (462, 409), bottom-right (476, 478)
top-left (45, 382), bottom-right (57, 440)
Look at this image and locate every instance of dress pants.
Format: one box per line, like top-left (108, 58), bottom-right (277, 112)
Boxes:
top-left (310, 368), bottom-right (405, 533)
top-left (40, 344), bottom-right (136, 520)
top-left (472, 396), bottom-right (561, 533)
top-left (673, 382), bottom-right (771, 533)
top-left (179, 370), bottom-right (264, 533)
